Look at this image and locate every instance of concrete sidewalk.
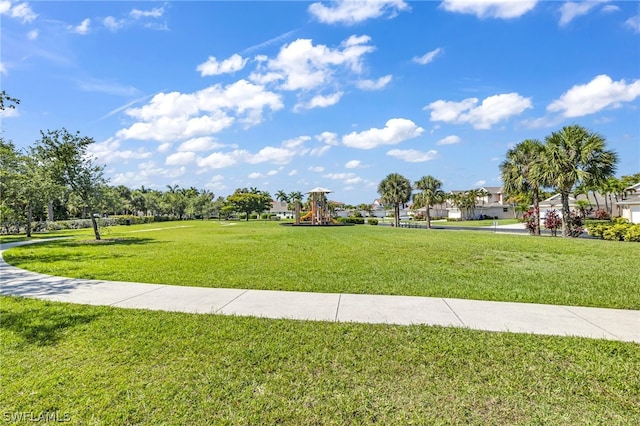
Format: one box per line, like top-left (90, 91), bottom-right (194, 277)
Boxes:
top-left (1, 240), bottom-right (638, 343)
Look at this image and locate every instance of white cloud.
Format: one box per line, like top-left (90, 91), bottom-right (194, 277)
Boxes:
top-left (474, 180), bottom-right (487, 186)
top-left (288, 169), bottom-right (298, 176)
top-left (308, 0), bottom-right (409, 24)
top-left (436, 135), bottom-right (461, 145)
top-left (26, 29), bottom-right (38, 40)
top-left (69, 18), bottom-right (91, 35)
top-left (248, 172), bottom-right (262, 179)
top-left (345, 160), bottom-right (361, 168)
top-left (315, 131), bottom-right (339, 145)
top-left (0, 62), bottom-right (7, 75)
top-left (130, 7), bottom-right (164, 19)
top-left (166, 151), bottom-right (196, 166)
top-left (103, 16), bottom-right (124, 31)
top-left (440, 0), bottom-right (537, 19)
top-left (76, 78), bottom-right (140, 97)
top-left (88, 139), bottom-right (152, 164)
top-left (117, 80), bottom-right (283, 142)
top-left (625, 14), bottom-right (640, 33)
top-left (387, 149), bottom-right (438, 162)
top-left (254, 35), bottom-right (375, 91)
top-left (547, 74), bottom-right (640, 117)
top-left (0, 0), bottom-right (37, 23)
top-left (205, 175), bottom-right (226, 191)
top-left (110, 161), bottom-right (186, 186)
top-left (426, 93), bottom-right (532, 129)
top-left (342, 118), bottom-right (424, 149)
top-left (324, 172), bottom-right (362, 185)
top-left (196, 54), bottom-right (248, 77)
top-left (267, 169), bottom-right (278, 176)
top-left (158, 143), bottom-right (172, 152)
top-left (413, 48), bottom-right (443, 65)
top-left (197, 150), bottom-right (248, 169)
top-left (0, 107), bottom-right (19, 118)
top-left (601, 5), bottom-right (619, 13)
top-left (177, 137), bottom-right (223, 152)
top-left (559, 1), bottom-right (607, 26)
top-left (294, 92), bottom-right (343, 111)
top-left (308, 166), bottom-right (324, 172)
top-left (248, 146), bottom-right (297, 165)
top-left (355, 75), bottom-right (392, 90)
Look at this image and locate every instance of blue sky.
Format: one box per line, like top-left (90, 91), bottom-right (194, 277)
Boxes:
top-left (2, 0), bottom-right (639, 204)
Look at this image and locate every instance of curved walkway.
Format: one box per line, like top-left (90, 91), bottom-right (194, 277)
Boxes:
top-left (1, 240), bottom-right (638, 343)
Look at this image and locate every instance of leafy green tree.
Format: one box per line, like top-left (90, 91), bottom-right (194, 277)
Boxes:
top-left (0, 90), bottom-right (20, 111)
top-left (226, 188), bottom-right (272, 221)
top-left (190, 190), bottom-right (215, 219)
top-left (413, 175), bottom-right (445, 229)
top-left (538, 125), bottom-right (618, 238)
top-left (35, 128), bottom-right (107, 240)
top-left (378, 173), bottom-right (412, 227)
top-left (500, 139), bottom-right (545, 235)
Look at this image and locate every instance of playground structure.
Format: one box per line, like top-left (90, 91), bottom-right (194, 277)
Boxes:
top-left (295, 187), bottom-right (336, 226)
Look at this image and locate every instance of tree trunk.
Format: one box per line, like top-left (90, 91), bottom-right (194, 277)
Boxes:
top-left (561, 190), bottom-right (570, 238)
top-left (90, 215), bottom-right (101, 240)
top-left (531, 190), bottom-right (538, 235)
top-left (591, 191), bottom-right (600, 210)
top-left (394, 204), bottom-right (400, 227)
top-left (26, 205), bottom-right (33, 238)
top-left (47, 200), bottom-right (54, 221)
top-left (426, 204), bottom-right (432, 229)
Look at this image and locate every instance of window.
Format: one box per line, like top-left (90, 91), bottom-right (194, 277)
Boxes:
top-left (503, 208), bottom-right (508, 213)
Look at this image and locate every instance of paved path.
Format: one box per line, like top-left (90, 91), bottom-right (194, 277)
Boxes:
top-left (1, 240), bottom-right (638, 343)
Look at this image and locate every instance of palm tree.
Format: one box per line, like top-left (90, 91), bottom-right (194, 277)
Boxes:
top-left (500, 139), bottom-right (545, 235)
top-left (538, 125), bottom-right (618, 238)
top-left (413, 175), bottom-right (444, 229)
top-left (275, 189), bottom-right (289, 203)
top-left (378, 173), bottom-right (412, 227)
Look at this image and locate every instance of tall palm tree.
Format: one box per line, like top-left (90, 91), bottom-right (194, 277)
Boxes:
top-left (500, 139), bottom-right (545, 235)
top-left (538, 125), bottom-right (618, 238)
top-left (275, 189), bottom-right (289, 203)
top-left (378, 173), bottom-right (412, 227)
top-left (413, 175), bottom-right (444, 229)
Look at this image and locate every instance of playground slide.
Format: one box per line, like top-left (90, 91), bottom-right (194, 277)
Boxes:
top-left (300, 211), bottom-right (313, 221)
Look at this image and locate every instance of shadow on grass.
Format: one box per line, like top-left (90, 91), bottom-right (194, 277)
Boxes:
top-left (3, 237), bottom-right (162, 263)
top-left (0, 301), bottom-right (101, 346)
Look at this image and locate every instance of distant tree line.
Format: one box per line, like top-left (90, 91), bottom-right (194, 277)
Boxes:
top-left (378, 124), bottom-right (637, 238)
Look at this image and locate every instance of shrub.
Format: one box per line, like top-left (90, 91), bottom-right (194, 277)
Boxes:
top-left (339, 217), bottom-right (365, 225)
top-left (567, 211), bottom-right (584, 238)
top-left (522, 208), bottom-right (539, 235)
top-left (111, 215), bottom-right (155, 225)
top-left (602, 223), bottom-right (632, 241)
top-left (624, 224), bottom-right (640, 242)
top-left (368, 219), bottom-right (379, 225)
top-left (594, 209), bottom-right (610, 220)
top-left (543, 210), bottom-right (562, 237)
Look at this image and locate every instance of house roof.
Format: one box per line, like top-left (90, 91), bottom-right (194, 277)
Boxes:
top-left (479, 186), bottom-right (502, 194)
top-left (625, 182), bottom-right (640, 192)
top-left (617, 194), bottom-right (640, 206)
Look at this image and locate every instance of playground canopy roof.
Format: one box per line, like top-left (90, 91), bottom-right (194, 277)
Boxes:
top-left (306, 187), bottom-right (333, 194)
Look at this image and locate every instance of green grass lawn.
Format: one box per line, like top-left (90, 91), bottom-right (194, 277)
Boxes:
top-left (1, 296), bottom-right (638, 425)
top-left (3, 220), bottom-right (639, 309)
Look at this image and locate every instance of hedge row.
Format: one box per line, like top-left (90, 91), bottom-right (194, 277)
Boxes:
top-left (587, 221), bottom-right (640, 242)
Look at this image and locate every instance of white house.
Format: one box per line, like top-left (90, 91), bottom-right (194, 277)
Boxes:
top-left (617, 183), bottom-right (640, 224)
top-left (446, 187), bottom-right (515, 220)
